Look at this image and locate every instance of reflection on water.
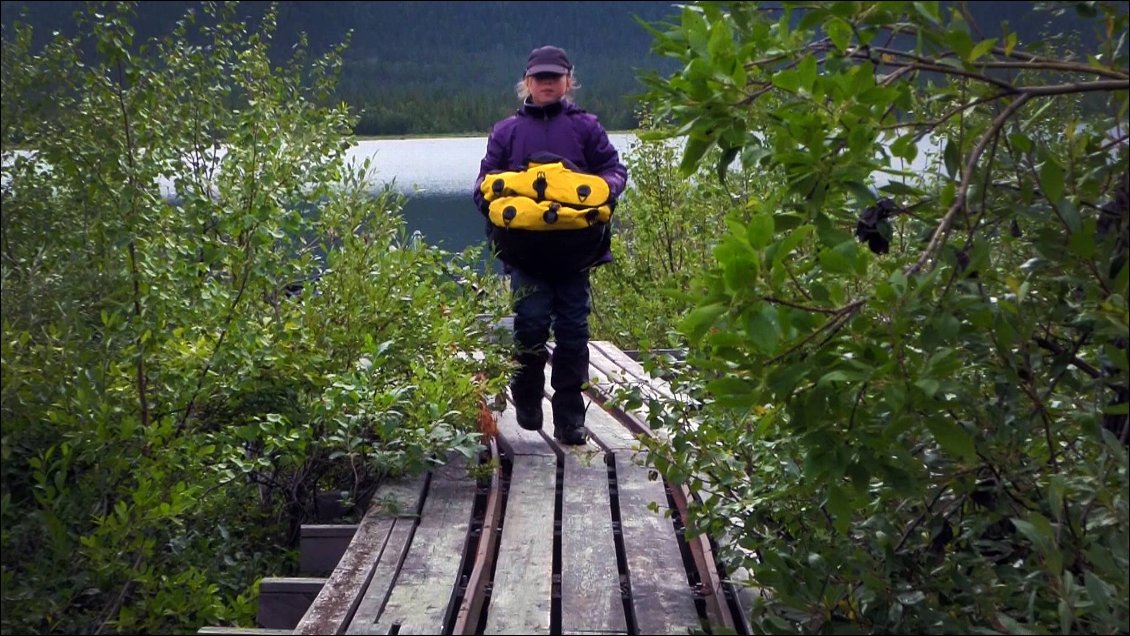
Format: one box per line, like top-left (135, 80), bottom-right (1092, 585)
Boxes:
top-left (401, 191), bottom-right (491, 256)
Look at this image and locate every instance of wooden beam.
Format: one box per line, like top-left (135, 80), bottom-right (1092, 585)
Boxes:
top-left (451, 439), bottom-right (504, 635)
top-left (484, 400), bottom-right (556, 634)
top-left (372, 462), bottom-right (478, 634)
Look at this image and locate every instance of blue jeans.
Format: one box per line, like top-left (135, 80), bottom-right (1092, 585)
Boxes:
top-left (509, 268), bottom-right (591, 430)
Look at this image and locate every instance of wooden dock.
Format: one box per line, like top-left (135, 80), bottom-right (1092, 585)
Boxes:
top-left (201, 341), bottom-right (750, 635)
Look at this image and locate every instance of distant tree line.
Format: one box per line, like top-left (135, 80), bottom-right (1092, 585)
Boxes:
top-left (1, 0), bottom-right (682, 134)
top-left (0, 0), bottom-right (1109, 136)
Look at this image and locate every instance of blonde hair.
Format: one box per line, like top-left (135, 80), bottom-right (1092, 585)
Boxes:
top-left (515, 71), bottom-right (580, 101)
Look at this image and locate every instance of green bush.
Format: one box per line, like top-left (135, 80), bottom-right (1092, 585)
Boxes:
top-left (592, 112), bottom-right (777, 350)
top-left (1, 3), bottom-right (509, 633)
top-left (632, 2), bottom-right (1129, 633)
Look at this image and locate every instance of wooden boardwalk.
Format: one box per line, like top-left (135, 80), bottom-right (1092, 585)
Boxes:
top-left (202, 341), bottom-right (749, 636)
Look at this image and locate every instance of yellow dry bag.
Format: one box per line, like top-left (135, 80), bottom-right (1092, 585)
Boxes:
top-left (480, 161), bottom-right (610, 208)
top-left (488, 196), bottom-right (611, 231)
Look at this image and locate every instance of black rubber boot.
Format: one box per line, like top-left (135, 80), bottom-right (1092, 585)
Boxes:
top-left (550, 344), bottom-right (589, 444)
top-left (511, 348), bottom-right (548, 431)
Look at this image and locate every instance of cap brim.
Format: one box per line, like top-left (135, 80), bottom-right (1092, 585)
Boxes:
top-left (526, 64), bottom-right (570, 75)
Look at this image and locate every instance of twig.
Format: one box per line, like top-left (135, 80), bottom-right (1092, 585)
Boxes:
top-left (94, 552), bottom-right (145, 635)
top-left (767, 299), bottom-right (867, 365)
top-left (114, 58), bottom-right (151, 432)
top-left (761, 295), bottom-right (840, 315)
top-left (908, 93), bottom-right (1033, 276)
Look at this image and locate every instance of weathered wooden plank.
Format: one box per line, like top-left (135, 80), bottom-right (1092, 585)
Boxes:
top-left (665, 482), bottom-right (734, 633)
top-left (586, 343), bottom-right (648, 398)
top-left (337, 476), bottom-right (428, 635)
top-left (589, 345), bottom-right (747, 633)
top-left (584, 348), bottom-right (658, 437)
top-left (342, 470), bottom-right (462, 634)
top-left (343, 520), bottom-right (414, 635)
top-left (589, 342), bottom-right (695, 444)
top-left (452, 439), bottom-right (504, 635)
top-left (725, 565), bottom-right (759, 635)
top-left (614, 456), bottom-right (702, 635)
top-left (198, 628), bottom-right (294, 635)
top-left (293, 515), bottom-right (394, 635)
top-left (367, 477), bottom-right (429, 519)
top-left (485, 401), bottom-right (557, 635)
top-left (544, 352), bottom-right (687, 632)
top-left (580, 399), bottom-right (640, 453)
top-left (372, 463), bottom-right (478, 635)
top-left (589, 341), bottom-right (676, 402)
top-left (559, 441), bottom-right (628, 635)
top-left (698, 487), bottom-right (760, 636)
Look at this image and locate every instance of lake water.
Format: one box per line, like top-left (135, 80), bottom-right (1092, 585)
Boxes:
top-left (349, 134), bottom-right (638, 254)
top-left (6, 131), bottom-right (936, 257)
top-left (351, 132), bottom-right (937, 255)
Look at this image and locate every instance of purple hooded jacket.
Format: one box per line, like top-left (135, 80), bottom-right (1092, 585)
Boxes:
top-left (473, 99), bottom-right (628, 270)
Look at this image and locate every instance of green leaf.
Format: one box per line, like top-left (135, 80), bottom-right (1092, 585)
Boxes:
top-left (747, 214), bottom-right (775, 249)
top-left (883, 383), bottom-right (907, 414)
top-left (944, 27), bottom-right (974, 59)
top-left (818, 244), bottom-right (852, 274)
top-left (717, 234), bottom-right (759, 292)
top-left (890, 133), bottom-right (919, 162)
top-left (680, 136), bottom-right (712, 177)
top-left (706, 376), bottom-right (756, 397)
top-left (1112, 261), bottom-right (1129, 296)
top-left (1083, 571), bottom-right (1112, 618)
top-left (716, 146), bottom-right (740, 183)
top-left (1069, 219), bottom-right (1096, 259)
top-left (879, 181), bottom-right (923, 196)
top-left (1103, 401), bottom-right (1129, 415)
top-left (1012, 512), bottom-right (1063, 573)
top-left (772, 225), bottom-right (814, 267)
top-left (943, 139), bottom-right (960, 179)
top-left (766, 363), bottom-right (808, 397)
top-left (925, 417), bottom-right (976, 461)
top-left (818, 240), bottom-right (849, 274)
top-left (845, 180), bottom-right (876, 205)
top-left (686, 11), bottom-right (710, 54)
top-left (707, 18), bottom-right (734, 58)
top-left (897, 590), bottom-right (926, 606)
top-left (995, 613), bottom-right (1036, 634)
top-left (1060, 200), bottom-right (1082, 233)
top-left (746, 305), bottom-right (780, 354)
top-left (679, 303), bottom-right (727, 342)
top-left (1009, 132), bottom-right (1033, 153)
top-left (825, 484), bottom-right (853, 534)
top-left (798, 54), bottom-right (818, 92)
top-left (913, 1), bottom-right (941, 25)
top-left (1039, 157), bottom-right (1065, 202)
top-left (825, 18), bottom-right (852, 52)
top-left (1004, 32), bottom-right (1018, 56)
top-left (772, 68), bottom-right (801, 92)
top-left (967, 38), bottom-right (997, 62)
top-left (817, 370), bottom-right (850, 387)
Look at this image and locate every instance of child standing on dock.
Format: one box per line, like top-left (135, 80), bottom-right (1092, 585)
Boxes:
top-left (472, 45), bottom-right (628, 445)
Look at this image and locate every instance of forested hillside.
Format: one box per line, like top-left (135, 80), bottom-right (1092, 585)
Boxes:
top-left (2, 1), bottom-right (1109, 135)
top-left (1, 0), bottom-right (683, 133)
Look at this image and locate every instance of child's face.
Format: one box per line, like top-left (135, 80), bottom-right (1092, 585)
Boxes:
top-left (526, 72), bottom-right (569, 106)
